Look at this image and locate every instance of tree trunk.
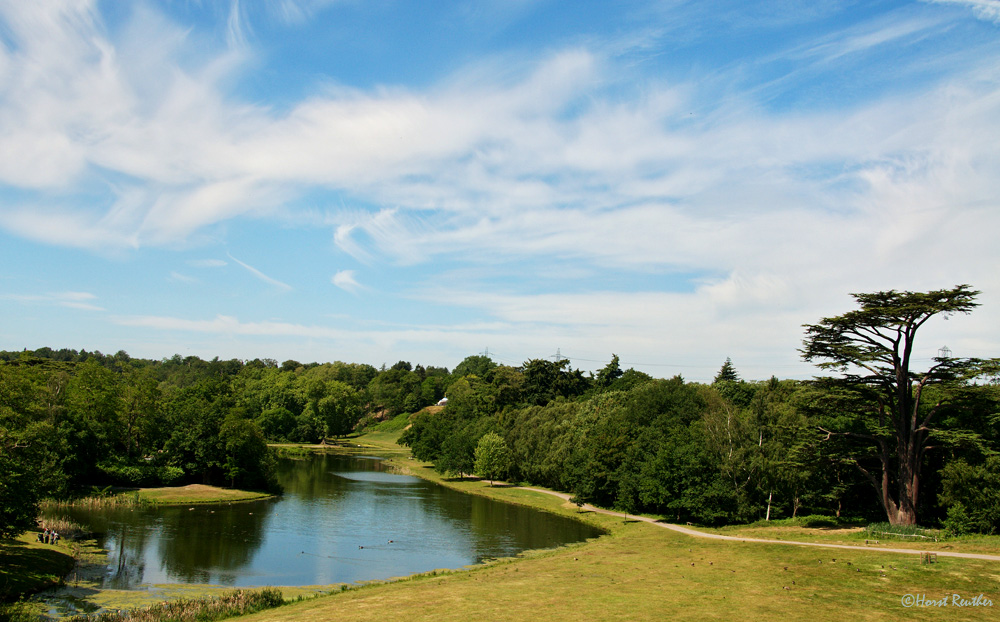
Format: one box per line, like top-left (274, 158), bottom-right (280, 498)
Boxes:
top-left (765, 490), bottom-right (773, 521)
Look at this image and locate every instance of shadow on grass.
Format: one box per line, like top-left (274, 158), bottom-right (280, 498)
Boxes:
top-left (0, 539), bottom-right (76, 601)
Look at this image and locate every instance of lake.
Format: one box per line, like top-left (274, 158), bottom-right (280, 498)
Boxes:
top-left (51, 452), bottom-right (602, 589)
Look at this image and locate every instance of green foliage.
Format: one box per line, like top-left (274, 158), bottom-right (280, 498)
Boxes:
top-left (452, 354), bottom-right (496, 379)
top-left (255, 406), bottom-right (296, 441)
top-left (0, 441), bottom-right (39, 539)
top-left (594, 354), bottom-right (624, 390)
top-left (219, 416), bottom-right (279, 492)
top-left (0, 600), bottom-right (35, 622)
top-left (939, 457), bottom-right (1000, 534)
top-left (474, 432), bottom-right (512, 485)
top-left (95, 460), bottom-right (184, 487)
top-left (520, 359), bottom-right (591, 406)
top-left (942, 503), bottom-right (977, 536)
top-left (315, 380), bottom-right (361, 438)
top-left (713, 358), bottom-right (740, 383)
top-left (0, 364), bottom-right (64, 538)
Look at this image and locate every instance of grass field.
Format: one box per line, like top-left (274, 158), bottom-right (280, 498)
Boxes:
top-left (0, 534), bottom-right (76, 601)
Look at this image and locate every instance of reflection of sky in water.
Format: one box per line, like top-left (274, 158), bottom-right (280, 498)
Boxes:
top-left (60, 454), bottom-right (600, 588)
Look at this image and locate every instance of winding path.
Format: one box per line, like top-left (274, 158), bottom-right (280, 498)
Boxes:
top-left (519, 487), bottom-right (1000, 562)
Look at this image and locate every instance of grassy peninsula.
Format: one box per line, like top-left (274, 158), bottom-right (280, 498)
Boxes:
top-left (136, 484), bottom-right (274, 505)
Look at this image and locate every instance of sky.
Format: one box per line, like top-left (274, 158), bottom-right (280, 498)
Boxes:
top-left (1, 0), bottom-right (999, 382)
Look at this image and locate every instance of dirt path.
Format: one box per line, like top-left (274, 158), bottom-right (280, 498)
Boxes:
top-left (520, 486), bottom-right (1000, 562)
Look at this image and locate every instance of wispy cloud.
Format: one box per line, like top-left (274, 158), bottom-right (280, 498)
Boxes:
top-left (927, 0), bottom-right (1000, 24)
top-left (226, 253), bottom-right (293, 291)
top-left (187, 259), bottom-right (228, 268)
top-left (4, 291), bottom-right (105, 312)
top-left (331, 270), bottom-right (362, 293)
top-left (169, 271), bottom-right (199, 284)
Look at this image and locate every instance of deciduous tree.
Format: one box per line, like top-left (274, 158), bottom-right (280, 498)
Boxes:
top-left (474, 432), bottom-right (511, 486)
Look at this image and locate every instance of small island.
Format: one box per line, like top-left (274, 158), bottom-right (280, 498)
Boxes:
top-left (136, 484), bottom-right (275, 505)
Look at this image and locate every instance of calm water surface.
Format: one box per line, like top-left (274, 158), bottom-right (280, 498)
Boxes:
top-left (56, 453), bottom-right (601, 588)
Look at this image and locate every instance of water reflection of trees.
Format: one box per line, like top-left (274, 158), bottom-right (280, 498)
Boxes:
top-left (468, 496), bottom-right (598, 553)
top-left (276, 453), bottom-right (355, 499)
top-left (102, 520), bottom-right (148, 589)
top-left (57, 453), bottom-right (600, 588)
top-left (155, 500), bottom-right (276, 584)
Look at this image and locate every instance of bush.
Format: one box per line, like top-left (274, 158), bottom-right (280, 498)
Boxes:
top-left (939, 457), bottom-right (1000, 535)
top-left (943, 502), bottom-right (977, 536)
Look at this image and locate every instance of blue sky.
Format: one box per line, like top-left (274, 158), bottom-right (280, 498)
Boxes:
top-left (1, 0), bottom-right (999, 381)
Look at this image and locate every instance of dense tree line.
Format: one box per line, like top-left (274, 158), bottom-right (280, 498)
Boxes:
top-left (2, 286), bottom-right (999, 539)
top-left (400, 355), bottom-right (999, 529)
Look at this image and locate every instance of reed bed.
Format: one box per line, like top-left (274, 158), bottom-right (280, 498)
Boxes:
top-left (35, 516), bottom-right (88, 540)
top-left (41, 491), bottom-right (150, 511)
top-left (66, 588), bottom-right (285, 622)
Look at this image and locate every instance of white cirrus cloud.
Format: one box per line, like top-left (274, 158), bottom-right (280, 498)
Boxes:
top-left (187, 259), bottom-right (228, 268)
top-left (331, 270), bottom-right (362, 293)
top-left (3, 291), bottom-right (104, 312)
top-left (226, 253), bottom-right (292, 291)
top-left (926, 0), bottom-right (1000, 24)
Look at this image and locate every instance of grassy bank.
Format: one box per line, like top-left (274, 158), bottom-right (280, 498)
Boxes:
top-left (0, 534), bottom-right (77, 601)
top-left (224, 430), bottom-right (1000, 622)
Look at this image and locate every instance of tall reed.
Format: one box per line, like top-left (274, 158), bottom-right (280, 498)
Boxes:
top-left (41, 491), bottom-right (151, 511)
top-left (36, 516), bottom-right (88, 540)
